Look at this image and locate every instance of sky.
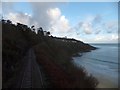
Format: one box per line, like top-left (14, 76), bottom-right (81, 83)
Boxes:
top-left (1, 1), bottom-right (118, 43)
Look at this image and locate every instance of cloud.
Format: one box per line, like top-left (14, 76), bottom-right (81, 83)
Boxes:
top-left (81, 33), bottom-right (118, 43)
top-left (75, 14), bottom-right (117, 36)
top-left (95, 29), bottom-right (101, 34)
top-left (2, 2), bottom-right (118, 43)
top-left (82, 22), bottom-right (93, 34)
top-left (27, 2), bottom-right (71, 36)
top-left (2, 2), bottom-right (39, 27)
top-left (47, 8), bottom-right (61, 21)
top-left (47, 8), bottom-right (71, 36)
top-left (76, 15), bottom-right (102, 35)
top-left (93, 14), bottom-right (102, 24)
top-left (3, 2), bottom-right (72, 37)
top-left (105, 21), bottom-right (118, 33)
top-left (29, 2), bottom-right (58, 30)
top-left (29, 2), bottom-right (72, 36)
top-left (77, 21), bottom-right (93, 34)
top-left (6, 12), bottom-right (38, 27)
top-left (94, 35), bottom-right (104, 41)
top-left (111, 34), bottom-right (118, 41)
top-left (94, 34), bottom-right (118, 43)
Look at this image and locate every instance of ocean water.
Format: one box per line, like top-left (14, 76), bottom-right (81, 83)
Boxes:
top-left (72, 44), bottom-right (119, 88)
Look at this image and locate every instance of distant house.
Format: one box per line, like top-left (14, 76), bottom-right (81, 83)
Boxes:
top-left (43, 31), bottom-right (47, 36)
top-left (72, 41), bottom-right (77, 43)
top-left (37, 27), bottom-right (44, 36)
top-left (43, 31), bottom-right (50, 36)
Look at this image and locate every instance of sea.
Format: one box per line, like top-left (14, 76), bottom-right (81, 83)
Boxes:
top-left (72, 43), bottom-right (119, 88)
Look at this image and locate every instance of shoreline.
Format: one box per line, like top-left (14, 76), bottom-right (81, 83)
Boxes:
top-left (96, 77), bottom-right (118, 88)
top-left (34, 43), bottom-right (99, 88)
top-left (73, 48), bottom-right (118, 88)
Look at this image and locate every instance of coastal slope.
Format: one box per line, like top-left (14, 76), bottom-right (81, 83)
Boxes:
top-left (2, 19), bottom-right (98, 88)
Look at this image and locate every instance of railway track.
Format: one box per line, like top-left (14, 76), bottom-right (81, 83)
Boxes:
top-left (20, 49), bottom-right (44, 88)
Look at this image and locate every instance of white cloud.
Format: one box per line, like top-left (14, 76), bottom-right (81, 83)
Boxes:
top-left (30, 2), bottom-right (57, 30)
top-left (82, 22), bottom-right (93, 34)
top-left (47, 8), bottom-right (71, 36)
top-left (81, 34), bottom-right (118, 43)
top-left (94, 35), bottom-right (105, 41)
top-left (6, 12), bottom-right (39, 28)
top-left (4, 2), bottom-right (72, 37)
top-left (3, 2), bottom-right (118, 43)
top-left (77, 15), bottom-right (102, 35)
top-left (111, 34), bottom-right (118, 40)
top-left (94, 34), bottom-right (118, 43)
top-left (105, 21), bottom-right (118, 33)
top-left (77, 21), bottom-right (93, 34)
top-left (47, 8), bottom-right (61, 21)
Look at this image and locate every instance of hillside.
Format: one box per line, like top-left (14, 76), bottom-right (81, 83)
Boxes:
top-left (2, 19), bottom-right (98, 88)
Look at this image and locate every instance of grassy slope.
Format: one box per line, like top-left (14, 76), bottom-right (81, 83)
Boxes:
top-left (34, 37), bottom-right (98, 88)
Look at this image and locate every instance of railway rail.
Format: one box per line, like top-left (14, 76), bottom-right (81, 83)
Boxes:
top-left (19, 49), bottom-right (44, 88)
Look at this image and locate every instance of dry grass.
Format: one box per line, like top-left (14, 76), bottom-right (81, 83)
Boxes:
top-left (33, 41), bottom-right (98, 88)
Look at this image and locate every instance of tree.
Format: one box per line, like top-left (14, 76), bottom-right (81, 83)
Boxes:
top-left (17, 23), bottom-right (28, 31)
top-left (1, 19), bottom-right (6, 23)
top-left (31, 25), bottom-right (35, 32)
top-left (7, 20), bottom-right (12, 24)
top-left (37, 27), bottom-right (44, 36)
top-left (46, 31), bottom-right (50, 36)
top-left (31, 25), bottom-right (34, 28)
